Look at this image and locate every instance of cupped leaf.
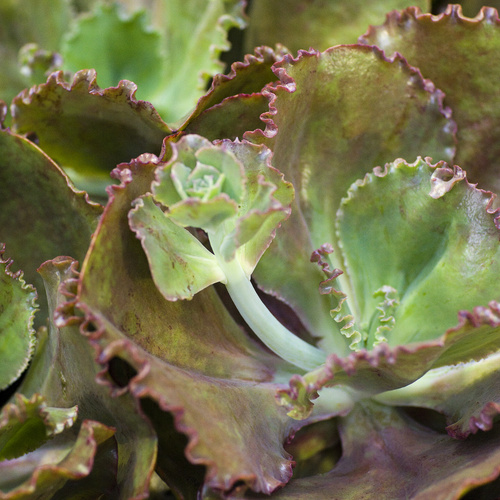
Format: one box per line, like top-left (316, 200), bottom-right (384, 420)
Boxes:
top-left (182, 45), bottom-right (288, 141)
top-left (0, 248), bottom-right (36, 390)
top-left (13, 256), bottom-right (158, 499)
top-left (336, 158), bottom-right (500, 349)
top-left (77, 155), bottom-right (303, 495)
top-left (11, 70), bottom-right (172, 197)
top-left (360, 5), bottom-right (500, 192)
top-left (245, 0), bottom-right (430, 54)
top-left (0, 128), bottom-right (101, 324)
top-left (248, 45), bottom-right (455, 355)
top-left (250, 402), bottom-right (500, 500)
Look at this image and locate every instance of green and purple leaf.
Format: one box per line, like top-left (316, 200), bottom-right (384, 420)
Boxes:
top-left (360, 5), bottom-right (500, 192)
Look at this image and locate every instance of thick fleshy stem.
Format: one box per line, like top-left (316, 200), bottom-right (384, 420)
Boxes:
top-left (210, 235), bottom-right (326, 371)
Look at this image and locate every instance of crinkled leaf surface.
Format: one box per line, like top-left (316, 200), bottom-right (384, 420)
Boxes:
top-left (77, 155), bottom-right (303, 495)
top-left (0, 128), bottom-right (101, 324)
top-left (12, 257), bottom-right (157, 499)
top-left (247, 402), bottom-right (500, 500)
top-left (0, 249), bottom-right (36, 390)
top-left (245, 0), bottom-right (430, 54)
top-left (360, 5), bottom-right (500, 192)
top-left (11, 70), bottom-right (172, 197)
top-left (60, 0), bottom-right (246, 123)
top-left (248, 46), bottom-right (455, 355)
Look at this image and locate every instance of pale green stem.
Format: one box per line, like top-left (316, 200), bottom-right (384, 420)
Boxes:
top-left (210, 236), bottom-right (326, 371)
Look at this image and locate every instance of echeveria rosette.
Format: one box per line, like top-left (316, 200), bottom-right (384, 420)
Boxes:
top-left (129, 135), bottom-right (326, 370)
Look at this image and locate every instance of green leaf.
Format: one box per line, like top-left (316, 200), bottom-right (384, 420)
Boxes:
top-left (337, 158), bottom-right (500, 348)
top-left (0, 394), bottom-right (77, 461)
top-left (360, 5), bottom-right (500, 193)
top-left (11, 70), bottom-right (171, 197)
top-left (12, 256), bottom-right (158, 498)
top-left (78, 155), bottom-right (302, 495)
top-left (376, 350), bottom-right (500, 439)
top-left (61, 3), bottom-right (163, 101)
top-left (0, 248), bottom-right (36, 390)
top-left (0, 129), bottom-right (101, 325)
top-left (129, 195), bottom-right (227, 300)
top-left (248, 45), bottom-right (455, 355)
top-left (245, 0), bottom-right (430, 54)
top-left (0, 418), bottom-right (116, 499)
top-left (0, 0), bottom-right (70, 109)
top-left (60, 0), bottom-right (246, 123)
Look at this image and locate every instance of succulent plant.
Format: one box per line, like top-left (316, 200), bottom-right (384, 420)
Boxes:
top-left (1, 1), bottom-right (500, 498)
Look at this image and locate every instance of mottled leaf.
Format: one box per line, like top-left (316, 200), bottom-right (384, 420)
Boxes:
top-left (77, 155), bottom-right (302, 495)
top-left (13, 257), bottom-right (158, 498)
top-left (250, 402), bottom-right (500, 500)
top-left (245, 0), bottom-right (430, 54)
top-left (11, 70), bottom-right (172, 197)
top-left (248, 45), bottom-right (455, 355)
top-left (360, 5), bottom-right (500, 192)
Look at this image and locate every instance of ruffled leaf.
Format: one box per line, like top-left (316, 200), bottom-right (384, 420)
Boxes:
top-left (360, 5), bottom-right (500, 192)
top-left (247, 402), bottom-right (500, 500)
top-left (245, 0), bottom-right (430, 54)
top-left (0, 248), bottom-right (36, 390)
top-left (11, 70), bottom-right (171, 197)
top-left (60, 0), bottom-right (246, 123)
top-left (248, 45), bottom-right (455, 354)
top-left (0, 128), bottom-right (101, 324)
top-left (77, 155), bottom-right (301, 495)
top-left (0, 394), bottom-right (77, 461)
top-left (337, 157), bottom-right (500, 348)
top-left (11, 256), bottom-right (158, 498)
top-left (0, 418), bottom-right (116, 499)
